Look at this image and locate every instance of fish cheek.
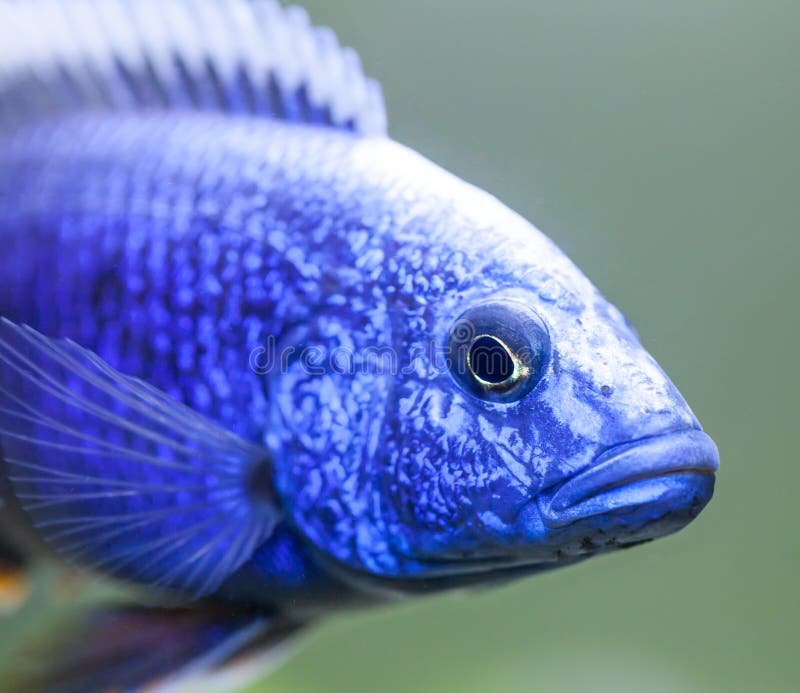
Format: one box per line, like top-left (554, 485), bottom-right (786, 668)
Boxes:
top-left (266, 313), bottom-right (397, 574)
top-left (386, 389), bottom-right (534, 559)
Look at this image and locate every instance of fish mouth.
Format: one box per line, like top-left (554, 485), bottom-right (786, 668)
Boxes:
top-left (539, 429), bottom-right (719, 529)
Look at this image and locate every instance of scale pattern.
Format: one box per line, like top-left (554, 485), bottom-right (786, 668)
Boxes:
top-left (1, 108), bottom-right (706, 582)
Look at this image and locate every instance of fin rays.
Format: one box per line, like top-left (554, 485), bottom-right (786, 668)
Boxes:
top-left (0, 0), bottom-right (387, 135)
top-left (0, 320), bottom-right (279, 597)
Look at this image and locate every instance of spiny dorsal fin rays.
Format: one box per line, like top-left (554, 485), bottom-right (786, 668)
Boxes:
top-left (0, 0), bottom-right (387, 135)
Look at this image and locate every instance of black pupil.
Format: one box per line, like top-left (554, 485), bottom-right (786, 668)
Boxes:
top-left (468, 336), bottom-right (515, 384)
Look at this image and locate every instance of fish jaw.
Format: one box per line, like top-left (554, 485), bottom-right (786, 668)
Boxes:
top-left (529, 429), bottom-right (718, 551)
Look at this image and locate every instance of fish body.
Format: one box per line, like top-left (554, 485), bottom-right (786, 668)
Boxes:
top-left (0, 0), bottom-right (718, 688)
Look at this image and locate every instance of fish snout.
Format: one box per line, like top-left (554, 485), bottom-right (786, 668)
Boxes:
top-left (537, 429), bottom-right (718, 541)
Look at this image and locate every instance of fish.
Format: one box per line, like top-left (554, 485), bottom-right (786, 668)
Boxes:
top-left (0, 0), bottom-right (719, 689)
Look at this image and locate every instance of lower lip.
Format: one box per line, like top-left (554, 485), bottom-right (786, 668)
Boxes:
top-left (550, 470), bottom-right (715, 527)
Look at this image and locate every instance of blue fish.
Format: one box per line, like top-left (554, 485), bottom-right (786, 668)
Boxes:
top-left (0, 0), bottom-right (718, 689)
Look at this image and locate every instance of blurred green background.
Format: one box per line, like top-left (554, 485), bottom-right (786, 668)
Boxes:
top-left (3, 1), bottom-right (798, 691)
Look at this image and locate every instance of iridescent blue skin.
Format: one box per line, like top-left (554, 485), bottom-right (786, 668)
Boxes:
top-left (0, 111), bottom-right (717, 613)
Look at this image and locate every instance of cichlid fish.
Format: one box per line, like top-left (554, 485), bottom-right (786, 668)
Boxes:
top-left (0, 0), bottom-right (719, 689)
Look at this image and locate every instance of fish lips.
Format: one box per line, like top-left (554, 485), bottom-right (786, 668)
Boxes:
top-left (538, 429), bottom-right (719, 530)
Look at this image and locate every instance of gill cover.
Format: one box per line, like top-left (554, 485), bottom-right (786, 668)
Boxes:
top-left (0, 0), bottom-right (389, 596)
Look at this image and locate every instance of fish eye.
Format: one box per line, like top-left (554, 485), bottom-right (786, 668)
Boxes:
top-left (447, 300), bottom-right (550, 403)
top-left (468, 335), bottom-right (516, 384)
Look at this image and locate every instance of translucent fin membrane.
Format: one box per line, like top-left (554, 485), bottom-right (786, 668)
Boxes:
top-left (0, 319), bottom-right (279, 598)
top-left (0, 0), bottom-right (387, 135)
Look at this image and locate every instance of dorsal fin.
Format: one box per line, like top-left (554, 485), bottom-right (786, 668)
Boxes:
top-left (0, 0), bottom-right (387, 135)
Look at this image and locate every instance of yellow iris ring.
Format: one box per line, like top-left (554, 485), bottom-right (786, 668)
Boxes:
top-left (466, 334), bottom-right (531, 393)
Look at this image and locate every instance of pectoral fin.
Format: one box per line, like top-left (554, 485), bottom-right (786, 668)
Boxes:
top-left (0, 319), bottom-right (279, 598)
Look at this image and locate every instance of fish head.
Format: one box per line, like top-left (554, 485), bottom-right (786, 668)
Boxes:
top-left (395, 293), bottom-right (719, 570)
top-left (369, 174), bottom-right (719, 581)
top-left (272, 145), bottom-right (718, 584)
